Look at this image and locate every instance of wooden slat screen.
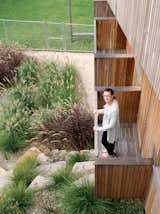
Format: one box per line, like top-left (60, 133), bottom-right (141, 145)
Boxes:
top-left (98, 90), bottom-right (141, 123)
top-left (96, 20), bottom-right (126, 51)
top-left (94, 1), bottom-right (115, 17)
top-left (95, 57), bottom-right (134, 86)
top-left (95, 159), bottom-right (152, 199)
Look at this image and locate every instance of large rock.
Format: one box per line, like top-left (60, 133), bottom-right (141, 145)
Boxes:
top-left (0, 167), bottom-right (12, 192)
top-left (58, 150), bottom-right (67, 161)
top-left (27, 175), bottom-right (52, 191)
top-left (37, 153), bottom-right (50, 163)
top-left (72, 161), bottom-right (95, 175)
top-left (80, 150), bottom-right (90, 156)
top-left (66, 151), bottom-right (79, 161)
top-left (74, 174), bottom-right (95, 186)
top-left (38, 161), bottom-right (66, 176)
top-left (17, 147), bottom-right (41, 163)
top-left (89, 149), bottom-right (96, 160)
top-left (50, 149), bottom-right (60, 161)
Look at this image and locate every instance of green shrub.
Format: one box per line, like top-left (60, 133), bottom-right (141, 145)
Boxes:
top-left (116, 199), bottom-right (145, 214)
top-left (48, 167), bottom-right (76, 189)
top-left (0, 100), bottom-right (32, 153)
top-left (0, 131), bottom-right (26, 153)
top-left (36, 63), bottom-right (79, 108)
top-left (9, 84), bottom-right (38, 111)
top-left (0, 194), bottom-right (21, 214)
top-left (67, 153), bottom-right (89, 167)
top-left (12, 156), bottom-right (39, 187)
top-left (5, 181), bottom-right (33, 213)
top-left (61, 181), bottom-right (115, 214)
top-left (16, 60), bottom-right (39, 86)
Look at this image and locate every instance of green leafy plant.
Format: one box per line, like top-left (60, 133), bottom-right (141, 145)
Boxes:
top-left (61, 181), bottom-right (116, 214)
top-left (12, 156), bottom-right (39, 187)
top-left (67, 153), bottom-right (89, 167)
top-left (0, 194), bottom-right (21, 214)
top-left (36, 63), bottom-right (79, 108)
top-left (16, 60), bottom-right (39, 86)
top-left (5, 181), bottom-right (33, 213)
top-left (0, 100), bottom-right (32, 153)
top-left (48, 167), bottom-right (77, 189)
top-left (116, 199), bottom-right (145, 214)
top-left (9, 84), bottom-right (38, 111)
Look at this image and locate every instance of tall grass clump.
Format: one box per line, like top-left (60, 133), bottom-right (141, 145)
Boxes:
top-left (12, 156), bottom-right (39, 187)
top-left (0, 59), bottom-right (81, 153)
top-left (4, 181), bottom-right (33, 213)
top-left (37, 63), bottom-right (79, 108)
top-left (67, 153), bottom-right (89, 167)
top-left (0, 48), bottom-right (23, 86)
top-left (0, 194), bottom-right (21, 214)
top-left (61, 181), bottom-right (116, 214)
top-left (31, 104), bottom-right (94, 150)
top-left (16, 60), bottom-right (39, 86)
top-left (9, 84), bottom-right (38, 111)
top-left (48, 167), bottom-right (76, 189)
top-left (0, 100), bottom-right (32, 153)
top-left (115, 199), bottom-right (145, 214)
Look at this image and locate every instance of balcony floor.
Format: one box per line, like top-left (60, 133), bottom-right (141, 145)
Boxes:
top-left (98, 123), bottom-right (142, 161)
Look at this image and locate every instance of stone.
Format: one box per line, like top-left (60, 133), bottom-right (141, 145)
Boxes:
top-left (27, 175), bottom-right (53, 190)
top-left (58, 150), bottom-right (67, 160)
top-left (0, 167), bottom-right (12, 192)
top-left (38, 161), bottom-right (66, 176)
top-left (89, 149), bottom-right (96, 160)
top-left (37, 153), bottom-right (50, 163)
top-left (50, 149), bottom-right (60, 160)
top-left (72, 161), bottom-right (95, 175)
top-left (80, 150), bottom-right (90, 156)
top-left (66, 151), bottom-right (79, 161)
top-left (17, 147), bottom-right (41, 163)
top-left (74, 174), bottom-right (95, 186)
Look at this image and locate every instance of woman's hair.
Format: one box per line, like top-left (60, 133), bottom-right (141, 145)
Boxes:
top-left (103, 87), bottom-right (116, 99)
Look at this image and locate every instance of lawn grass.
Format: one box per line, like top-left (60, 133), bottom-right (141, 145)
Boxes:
top-left (0, 0), bottom-right (94, 51)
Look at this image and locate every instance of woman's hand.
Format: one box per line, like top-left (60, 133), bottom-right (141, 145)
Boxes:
top-left (93, 109), bottom-right (99, 116)
top-left (93, 126), bottom-right (103, 131)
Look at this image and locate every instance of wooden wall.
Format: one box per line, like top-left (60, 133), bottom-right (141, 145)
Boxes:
top-left (145, 169), bottom-right (160, 214)
top-left (98, 89), bottom-right (141, 123)
top-left (138, 73), bottom-right (160, 158)
top-left (95, 57), bottom-right (134, 86)
top-left (94, 0), bottom-right (114, 17)
top-left (95, 158), bottom-right (152, 199)
top-left (96, 20), bottom-right (126, 51)
top-left (107, 0), bottom-right (160, 101)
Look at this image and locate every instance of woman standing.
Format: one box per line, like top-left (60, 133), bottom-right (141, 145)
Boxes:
top-left (94, 88), bottom-right (120, 158)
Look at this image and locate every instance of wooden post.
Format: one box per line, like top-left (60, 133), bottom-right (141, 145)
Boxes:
top-left (3, 20), bottom-right (10, 46)
top-left (43, 21), bottom-right (49, 49)
top-left (94, 113), bottom-right (99, 157)
top-left (68, 0), bottom-right (73, 43)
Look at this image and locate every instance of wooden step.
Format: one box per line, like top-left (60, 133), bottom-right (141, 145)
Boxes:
top-left (95, 157), bottom-right (153, 165)
top-left (95, 50), bottom-right (134, 58)
top-left (94, 0), bottom-right (115, 18)
top-left (94, 17), bottom-right (116, 20)
top-left (95, 86), bottom-right (141, 92)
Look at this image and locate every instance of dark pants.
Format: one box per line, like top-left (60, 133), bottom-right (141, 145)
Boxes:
top-left (102, 131), bottom-right (115, 155)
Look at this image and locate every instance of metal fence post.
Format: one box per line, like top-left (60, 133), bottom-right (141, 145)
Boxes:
top-left (2, 20), bottom-right (10, 46)
top-left (43, 21), bottom-right (49, 49)
top-left (62, 22), bottom-right (66, 51)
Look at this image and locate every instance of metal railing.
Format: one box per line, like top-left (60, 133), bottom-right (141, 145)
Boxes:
top-left (0, 19), bottom-right (94, 52)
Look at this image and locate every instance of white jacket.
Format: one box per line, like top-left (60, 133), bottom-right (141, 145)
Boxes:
top-left (99, 99), bottom-right (120, 143)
